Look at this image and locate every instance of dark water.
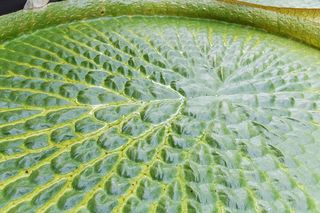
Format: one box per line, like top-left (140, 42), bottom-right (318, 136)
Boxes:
top-left (0, 0), bottom-right (61, 16)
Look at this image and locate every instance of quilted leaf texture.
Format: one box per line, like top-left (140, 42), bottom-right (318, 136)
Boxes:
top-left (1, 15), bottom-right (320, 212)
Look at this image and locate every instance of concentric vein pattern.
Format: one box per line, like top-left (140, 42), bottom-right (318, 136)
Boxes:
top-left (0, 16), bottom-right (320, 213)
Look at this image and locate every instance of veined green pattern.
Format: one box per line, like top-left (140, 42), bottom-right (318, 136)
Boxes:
top-left (0, 16), bottom-right (320, 212)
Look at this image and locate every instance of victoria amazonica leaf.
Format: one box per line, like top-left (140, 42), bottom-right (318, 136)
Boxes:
top-left (0, 9), bottom-right (320, 213)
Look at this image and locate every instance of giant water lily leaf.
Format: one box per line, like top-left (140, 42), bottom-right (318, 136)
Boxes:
top-left (222, 0), bottom-right (320, 23)
top-left (0, 0), bottom-right (320, 212)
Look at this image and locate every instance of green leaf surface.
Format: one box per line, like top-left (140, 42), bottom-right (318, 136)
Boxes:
top-left (1, 1), bottom-right (320, 213)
